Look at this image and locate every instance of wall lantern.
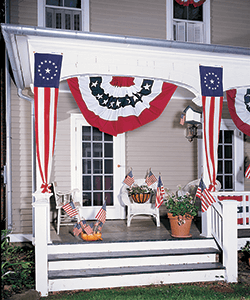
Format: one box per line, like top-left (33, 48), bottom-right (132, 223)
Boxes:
top-left (180, 105), bottom-right (202, 143)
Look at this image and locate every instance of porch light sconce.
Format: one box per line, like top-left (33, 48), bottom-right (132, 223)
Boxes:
top-left (180, 105), bottom-right (202, 143)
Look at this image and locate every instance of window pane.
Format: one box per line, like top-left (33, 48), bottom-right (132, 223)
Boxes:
top-left (174, 3), bottom-right (187, 19)
top-left (225, 176), bottom-right (233, 189)
top-left (225, 161), bottom-right (232, 174)
top-left (105, 176), bottom-right (113, 190)
top-left (46, 0), bottom-right (62, 6)
top-left (218, 145), bottom-right (222, 159)
top-left (217, 175), bottom-right (223, 190)
top-left (65, 0), bottom-right (81, 8)
top-left (74, 13), bottom-right (80, 31)
top-left (65, 13), bottom-right (71, 30)
top-left (56, 12), bottom-right (62, 28)
top-left (82, 142), bottom-right (91, 157)
top-left (188, 5), bottom-right (202, 21)
top-left (93, 192), bottom-right (103, 206)
top-left (224, 145), bottom-right (232, 159)
top-left (219, 131), bottom-right (222, 143)
top-left (104, 143), bottom-right (113, 158)
top-left (104, 133), bottom-right (113, 141)
top-left (93, 143), bottom-right (102, 157)
top-left (82, 159), bottom-right (91, 174)
top-left (105, 192), bottom-right (113, 206)
top-left (174, 3), bottom-right (202, 21)
top-left (46, 10), bottom-right (53, 27)
top-left (104, 160), bottom-right (113, 174)
top-left (82, 127), bottom-right (91, 141)
top-left (94, 176), bottom-right (102, 190)
top-left (93, 160), bottom-right (102, 174)
top-left (82, 192), bottom-right (91, 206)
top-left (217, 160), bottom-right (223, 174)
top-left (224, 131), bottom-right (233, 143)
top-left (93, 127), bottom-right (102, 141)
top-left (82, 176), bottom-right (91, 190)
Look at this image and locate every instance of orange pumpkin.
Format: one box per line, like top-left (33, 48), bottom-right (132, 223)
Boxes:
top-left (80, 232), bottom-right (102, 241)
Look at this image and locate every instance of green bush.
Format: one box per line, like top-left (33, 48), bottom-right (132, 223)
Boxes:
top-left (1, 229), bottom-right (35, 299)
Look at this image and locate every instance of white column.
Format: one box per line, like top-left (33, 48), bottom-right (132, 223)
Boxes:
top-left (201, 207), bottom-right (212, 237)
top-left (222, 200), bottom-right (238, 283)
top-left (32, 191), bottom-right (51, 297)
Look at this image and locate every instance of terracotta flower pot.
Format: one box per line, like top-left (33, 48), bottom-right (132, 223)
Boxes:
top-left (131, 193), bottom-right (151, 203)
top-left (167, 213), bottom-right (193, 238)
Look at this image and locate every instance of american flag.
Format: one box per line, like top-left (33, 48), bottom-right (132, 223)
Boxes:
top-left (95, 201), bottom-right (106, 224)
top-left (62, 202), bottom-right (78, 217)
top-left (73, 223), bottom-right (82, 236)
top-left (34, 53), bottom-right (63, 193)
top-left (195, 178), bottom-right (206, 199)
top-left (155, 176), bottom-right (165, 208)
top-left (245, 164), bottom-right (250, 179)
top-left (180, 113), bottom-right (185, 125)
top-left (145, 170), bottom-right (157, 186)
top-left (201, 189), bottom-right (216, 212)
top-left (200, 65), bottom-right (223, 198)
top-left (123, 170), bottom-right (135, 186)
top-left (83, 223), bottom-right (94, 235)
top-left (80, 219), bottom-right (87, 229)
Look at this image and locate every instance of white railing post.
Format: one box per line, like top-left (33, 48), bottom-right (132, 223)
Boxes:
top-left (32, 191), bottom-right (51, 297)
top-left (222, 200), bottom-right (238, 283)
top-left (201, 207), bottom-right (212, 237)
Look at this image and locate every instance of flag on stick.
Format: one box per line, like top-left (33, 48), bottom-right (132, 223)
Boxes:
top-left (145, 170), bottom-right (157, 186)
top-left (155, 176), bottom-right (165, 208)
top-left (123, 170), bottom-right (135, 186)
top-left (62, 201), bottom-right (78, 217)
top-left (195, 178), bottom-right (206, 199)
top-left (95, 201), bottom-right (107, 224)
top-left (180, 113), bottom-right (185, 125)
top-left (73, 223), bottom-right (82, 236)
top-left (245, 164), bottom-right (250, 179)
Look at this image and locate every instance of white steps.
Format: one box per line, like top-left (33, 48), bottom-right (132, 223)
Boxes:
top-left (47, 238), bottom-right (225, 292)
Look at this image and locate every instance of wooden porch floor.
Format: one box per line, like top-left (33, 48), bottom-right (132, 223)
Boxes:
top-left (50, 214), bottom-right (207, 245)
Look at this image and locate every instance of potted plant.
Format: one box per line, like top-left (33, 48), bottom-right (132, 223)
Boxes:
top-left (127, 184), bottom-right (154, 203)
top-left (164, 186), bottom-right (198, 238)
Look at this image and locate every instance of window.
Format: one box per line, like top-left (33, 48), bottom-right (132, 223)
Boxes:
top-left (166, 0), bottom-right (210, 44)
top-left (38, 0), bottom-right (89, 31)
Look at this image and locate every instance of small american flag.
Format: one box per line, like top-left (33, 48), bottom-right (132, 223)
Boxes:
top-left (195, 178), bottom-right (206, 199)
top-left (123, 170), bottom-right (135, 186)
top-left (201, 189), bottom-right (216, 212)
top-left (62, 202), bottom-right (78, 217)
top-left (180, 113), bottom-right (185, 125)
top-left (145, 170), bottom-right (157, 186)
top-left (73, 223), bottom-right (82, 236)
top-left (84, 223), bottom-right (94, 235)
top-left (245, 164), bottom-right (250, 179)
top-left (155, 176), bottom-right (165, 208)
top-left (95, 201), bottom-right (106, 224)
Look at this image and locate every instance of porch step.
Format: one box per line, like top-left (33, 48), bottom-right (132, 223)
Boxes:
top-left (48, 238), bottom-right (225, 292)
top-left (48, 247), bottom-right (220, 270)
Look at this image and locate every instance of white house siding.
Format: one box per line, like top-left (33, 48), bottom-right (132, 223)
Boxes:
top-left (126, 87), bottom-right (198, 192)
top-left (211, 0), bottom-right (250, 48)
top-left (11, 84), bottom-right (33, 234)
top-left (90, 0), bottom-right (166, 39)
top-left (10, 0), bottom-right (37, 26)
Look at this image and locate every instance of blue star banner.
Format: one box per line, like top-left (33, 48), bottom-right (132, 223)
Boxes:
top-left (199, 65), bottom-right (223, 97)
top-left (34, 53), bottom-right (63, 88)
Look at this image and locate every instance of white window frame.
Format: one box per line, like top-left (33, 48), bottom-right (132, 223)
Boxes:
top-left (198, 119), bottom-right (244, 191)
top-left (166, 0), bottom-right (210, 44)
top-left (37, 0), bottom-right (89, 32)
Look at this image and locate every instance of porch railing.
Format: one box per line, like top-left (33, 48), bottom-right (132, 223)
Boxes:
top-left (210, 191), bottom-right (250, 282)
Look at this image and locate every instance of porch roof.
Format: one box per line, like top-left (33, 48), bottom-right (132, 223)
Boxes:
top-left (1, 23), bottom-right (250, 106)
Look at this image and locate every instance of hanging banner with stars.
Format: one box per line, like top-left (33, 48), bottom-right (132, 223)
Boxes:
top-left (34, 53), bottom-right (63, 193)
top-left (199, 65), bottom-right (223, 208)
top-left (226, 88), bottom-right (250, 137)
top-left (67, 76), bottom-right (177, 136)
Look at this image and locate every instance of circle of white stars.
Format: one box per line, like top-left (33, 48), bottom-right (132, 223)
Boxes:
top-left (203, 72), bottom-right (221, 90)
top-left (37, 60), bottom-right (59, 81)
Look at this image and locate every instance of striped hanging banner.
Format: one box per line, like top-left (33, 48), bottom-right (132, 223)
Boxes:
top-left (34, 53), bottom-right (63, 193)
top-left (200, 65), bottom-right (223, 210)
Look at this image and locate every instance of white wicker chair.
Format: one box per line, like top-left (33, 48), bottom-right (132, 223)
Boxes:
top-left (120, 178), bottom-right (160, 227)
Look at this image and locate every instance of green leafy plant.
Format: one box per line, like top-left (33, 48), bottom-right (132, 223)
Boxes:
top-left (1, 229), bottom-right (35, 299)
top-left (164, 186), bottom-right (198, 217)
top-left (127, 184), bottom-right (154, 196)
top-left (241, 241), bottom-right (250, 253)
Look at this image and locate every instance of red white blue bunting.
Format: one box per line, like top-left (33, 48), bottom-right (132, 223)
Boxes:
top-left (67, 76), bottom-right (177, 136)
top-left (175, 0), bottom-right (206, 7)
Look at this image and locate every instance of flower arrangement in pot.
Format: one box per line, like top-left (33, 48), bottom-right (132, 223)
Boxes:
top-left (127, 184), bottom-right (154, 203)
top-left (164, 185), bottom-right (198, 238)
